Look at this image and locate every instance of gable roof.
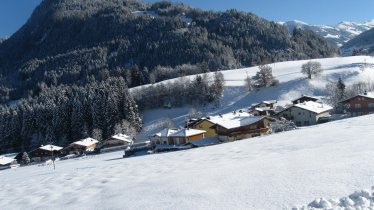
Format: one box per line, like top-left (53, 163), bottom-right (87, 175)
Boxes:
top-left (340, 92), bottom-right (374, 103)
top-left (0, 156), bottom-right (15, 166)
top-left (39, 144), bottom-right (63, 151)
top-left (214, 116), bottom-right (265, 129)
top-left (170, 128), bottom-right (206, 137)
top-left (111, 134), bottom-right (133, 143)
top-left (72, 138), bottom-right (99, 147)
top-left (294, 101), bottom-right (332, 114)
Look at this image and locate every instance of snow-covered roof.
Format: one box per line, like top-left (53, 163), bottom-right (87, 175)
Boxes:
top-left (72, 138), bottom-right (99, 147)
top-left (170, 128), bottom-right (206, 137)
top-left (39, 144), bottom-right (63, 151)
top-left (358, 92), bottom-right (374, 99)
top-left (294, 101), bottom-right (333, 114)
top-left (340, 92), bottom-right (374, 103)
top-left (255, 107), bottom-right (273, 112)
top-left (153, 128), bottom-right (179, 137)
top-left (213, 116), bottom-right (265, 129)
top-left (0, 156), bottom-right (15, 166)
top-left (111, 134), bottom-right (132, 143)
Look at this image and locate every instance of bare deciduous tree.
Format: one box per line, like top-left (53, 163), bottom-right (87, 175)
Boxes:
top-left (301, 61), bottom-right (322, 79)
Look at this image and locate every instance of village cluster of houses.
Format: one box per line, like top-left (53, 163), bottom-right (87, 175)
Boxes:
top-left (0, 133), bottom-right (134, 170)
top-left (150, 91), bottom-right (374, 149)
top-left (1, 91), bottom-right (374, 170)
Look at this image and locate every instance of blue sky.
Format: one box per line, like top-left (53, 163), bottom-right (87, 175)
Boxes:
top-left (1, 0), bottom-right (374, 37)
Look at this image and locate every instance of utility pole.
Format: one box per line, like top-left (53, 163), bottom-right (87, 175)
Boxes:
top-left (50, 144), bottom-right (55, 170)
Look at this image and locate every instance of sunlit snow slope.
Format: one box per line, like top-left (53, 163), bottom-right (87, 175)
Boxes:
top-left (1, 114), bottom-right (374, 210)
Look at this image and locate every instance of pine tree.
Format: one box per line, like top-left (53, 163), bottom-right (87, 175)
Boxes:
top-left (22, 152), bottom-right (30, 165)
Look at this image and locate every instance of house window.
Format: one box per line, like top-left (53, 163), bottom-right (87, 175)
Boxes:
top-left (298, 112), bottom-right (301, 115)
top-left (355, 104), bottom-right (362, 109)
top-left (369, 103), bottom-right (374, 108)
top-left (296, 121), bottom-right (301, 126)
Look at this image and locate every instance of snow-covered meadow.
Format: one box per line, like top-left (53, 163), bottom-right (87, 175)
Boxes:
top-left (137, 56), bottom-right (374, 140)
top-left (1, 114), bottom-right (374, 209)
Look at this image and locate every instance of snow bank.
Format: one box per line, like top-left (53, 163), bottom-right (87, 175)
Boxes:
top-left (296, 187), bottom-right (374, 209)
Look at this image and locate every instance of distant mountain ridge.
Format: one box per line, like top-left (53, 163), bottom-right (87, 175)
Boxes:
top-left (342, 27), bottom-right (374, 55)
top-left (280, 19), bottom-right (374, 48)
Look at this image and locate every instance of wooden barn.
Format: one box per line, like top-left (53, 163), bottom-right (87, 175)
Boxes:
top-left (340, 91), bottom-right (374, 116)
top-left (101, 134), bottom-right (133, 149)
top-left (64, 138), bottom-right (99, 154)
top-left (29, 144), bottom-right (63, 162)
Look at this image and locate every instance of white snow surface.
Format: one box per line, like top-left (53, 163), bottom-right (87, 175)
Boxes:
top-left (2, 115), bottom-right (374, 209)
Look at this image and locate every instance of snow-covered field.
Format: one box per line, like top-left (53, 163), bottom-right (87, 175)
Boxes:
top-left (1, 114), bottom-right (374, 209)
top-left (136, 56), bottom-right (374, 140)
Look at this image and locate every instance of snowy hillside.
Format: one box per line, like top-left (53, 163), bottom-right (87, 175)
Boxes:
top-left (1, 114), bottom-right (374, 209)
top-left (135, 56), bottom-right (374, 141)
top-left (281, 19), bottom-right (374, 47)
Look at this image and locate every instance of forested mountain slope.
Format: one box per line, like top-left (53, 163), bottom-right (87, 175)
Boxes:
top-left (0, 0), bottom-right (338, 102)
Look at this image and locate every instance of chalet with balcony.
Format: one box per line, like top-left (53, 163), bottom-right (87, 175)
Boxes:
top-left (340, 91), bottom-right (374, 116)
top-left (210, 116), bottom-right (273, 142)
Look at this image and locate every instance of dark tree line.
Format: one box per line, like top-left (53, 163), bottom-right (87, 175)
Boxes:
top-left (132, 72), bottom-right (224, 110)
top-left (0, 77), bottom-right (141, 153)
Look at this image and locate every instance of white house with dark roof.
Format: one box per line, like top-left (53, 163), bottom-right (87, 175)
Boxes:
top-left (274, 101), bottom-right (333, 126)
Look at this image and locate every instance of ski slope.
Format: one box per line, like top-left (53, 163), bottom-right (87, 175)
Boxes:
top-left (1, 114), bottom-right (374, 209)
top-left (136, 56), bottom-right (374, 141)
